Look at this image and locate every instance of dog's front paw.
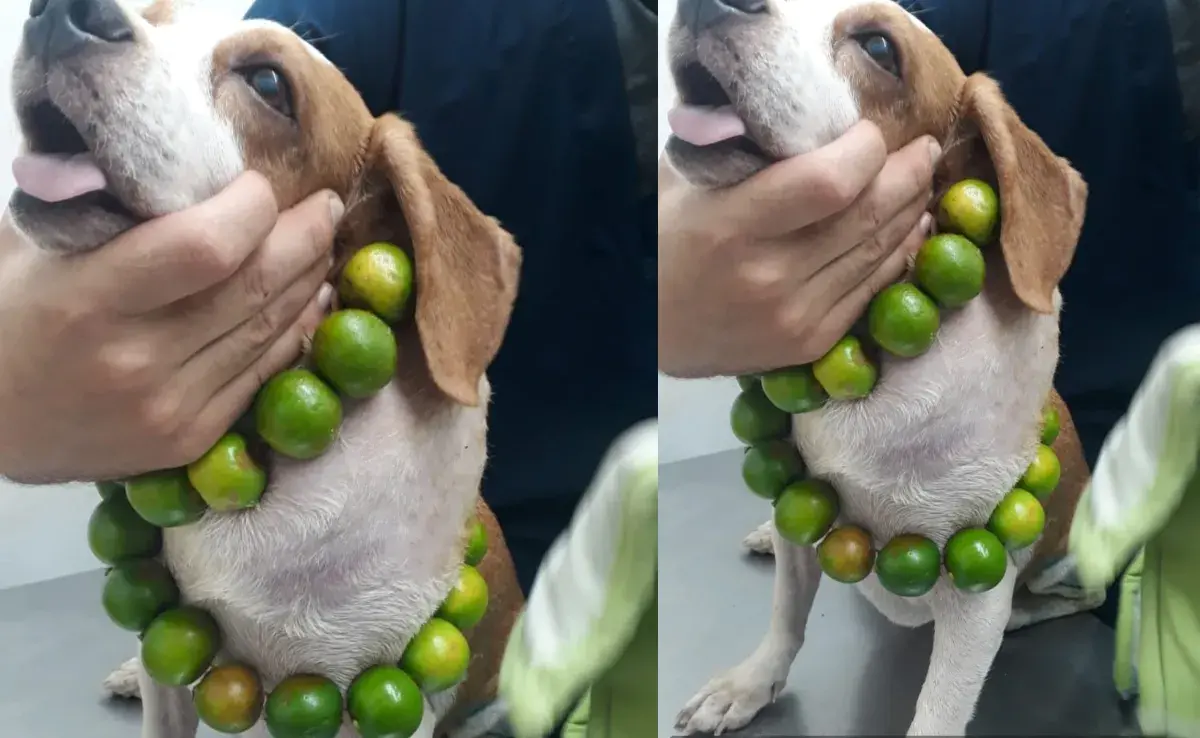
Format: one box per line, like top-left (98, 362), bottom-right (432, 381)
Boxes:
top-left (675, 663), bottom-right (784, 735)
top-left (103, 657), bottom-right (142, 700)
top-left (741, 520), bottom-right (775, 556)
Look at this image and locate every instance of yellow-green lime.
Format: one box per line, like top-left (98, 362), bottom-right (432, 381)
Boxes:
top-left (464, 517), bottom-right (488, 567)
top-left (400, 618), bottom-right (470, 693)
top-left (264, 674), bottom-right (344, 738)
top-left (944, 528), bottom-right (1008, 593)
top-left (347, 665), bottom-right (424, 738)
top-left (773, 479), bottom-right (839, 546)
top-left (125, 468), bottom-right (208, 528)
top-left (436, 564), bottom-right (489, 631)
top-left (760, 366), bottom-right (827, 414)
top-left (1040, 405), bottom-right (1061, 446)
top-left (868, 283), bottom-right (940, 358)
top-left (729, 385), bottom-right (790, 444)
top-left (88, 495), bottom-right (162, 565)
top-left (914, 233), bottom-right (986, 308)
top-left (875, 535), bottom-right (940, 597)
top-left (194, 663), bottom-right (264, 735)
top-left (987, 488), bottom-right (1045, 550)
top-left (736, 375), bottom-right (759, 391)
top-left (96, 480), bottom-right (125, 500)
top-left (102, 559), bottom-right (180, 632)
top-left (187, 433), bottom-right (267, 512)
top-left (1019, 444), bottom-right (1061, 501)
top-left (741, 440), bottom-right (805, 500)
top-left (338, 242), bottom-right (414, 324)
top-left (817, 525), bottom-right (875, 583)
top-left (938, 179), bottom-right (999, 246)
top-left (140, 607), bottom-right (221, 687)
top-left (311, 309), bottom-right (398, 399)
top-left (812, 336), bottom-right (877, 400)
top-left (255, 369), bottom-right (343, 460)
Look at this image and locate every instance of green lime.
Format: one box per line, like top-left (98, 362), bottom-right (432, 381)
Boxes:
top-left (811, 336), bottom-right (877, 400)
top-left (102, 559), bottom-right (180, 632)
top-left (436, 564), bottom-right (489, 631)
top-left (741, 440), bottom-right (805, 500)
top-left (729, 385), bottom-right (790, 444)
top-left (88, 495), bottom-right (162, 565)
top-left (194, 663), bottom-right (265, 734)
top-left (987, 488), bottom-right (1045, 550)
top-left (348, 665), bottom-right (424, 738)
top-left (875, 535), bottom-right (941, 597)
top-left (264, 674), bottom-right (344, 738)
top-left (255, 369), bottom-right (343, 460)
top-left (736, 375), bottom-right (759, 391)
top-left (944, 528), bottom-right (1008, 593)
top-left (913, 233), bottom-right (986, 308)
top-left (817, 525), bottom-right (875, 583)
top-left (141, 607), bottom-right (221, 687)
top-left (1019, 445), bottom-right (1061, 501)
top-left (464, 517), bottom-right (488, 567)
top-left (338, 242), bottom-right (414, 324)
top-left (868, 283), bottom-right (940, 358)
top-left (400, 618), bottom-right (470, 693)
top-left (312, 309), bottom-right (399, 399)
top-left (187, 433), bottom-right (267, 512)
top-left (96, 480), bottom-right (125, 500)
top-left (760, 366), bottom-right (828, 414)
top-left (773, 479), bottom-right (839, 546)
top-left (1040, 405), bottom-right (1061, 446)
top-left (125, 469), bottom-right (208, 528)
top-left (938, 179), bottom-right (999, 246)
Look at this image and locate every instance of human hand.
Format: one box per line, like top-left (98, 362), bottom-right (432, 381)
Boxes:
top-left (658, 121), bottom-right (941, 377)
top-left (0, 172), bottom-right (342, 484)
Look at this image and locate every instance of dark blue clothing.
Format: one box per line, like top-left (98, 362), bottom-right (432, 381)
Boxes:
top-left (245, 0), bottom-right (657, 593)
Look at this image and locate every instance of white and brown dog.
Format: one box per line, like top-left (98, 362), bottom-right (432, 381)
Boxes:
top-left (663, 0), bottom-right (1092, 735)
top-left (7, 0), bottom-right (524, 736)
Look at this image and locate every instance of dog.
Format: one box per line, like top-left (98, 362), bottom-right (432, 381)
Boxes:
top-left (7, 0), bottom-right (525, 736)
top-left (663, 0), bottom-right (1092, 735)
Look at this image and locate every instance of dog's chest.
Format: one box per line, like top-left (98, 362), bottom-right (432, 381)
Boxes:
top-left (161, 379), bottom-right (488, 690)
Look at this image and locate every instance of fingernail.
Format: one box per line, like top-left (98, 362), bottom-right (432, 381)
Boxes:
top-left (318, 282), bottom-right (334, 309)
top-left (926, 137), bottom-right (942, 163)
top-left (327, 193), bottom-right (345, 225)
top-left (919, 212), bottom-right (934, 235)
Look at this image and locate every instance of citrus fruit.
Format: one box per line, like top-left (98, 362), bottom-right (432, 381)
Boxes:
top-left (348, 665), bottom-right (424, 738)
top-left (817, 525), bottom-right (875, 583)
top-left (937, 179), bottom-right (999, 246)
top-left (464, 517), bottom-right (488, 567)
top-left (97, 480), bottom-right (125, 500)
top-left (264, 674), bottom-right (344, 738)
top-left (311, 310), bottom-right (398, 399)
top-left (987, 488), bottom-right (1045, 550)
top-left (868, 283), bottom-right (940, 358)
top-left (125, 469), bottom-right (208, 528)
top-left (1019, 444), bottom-right (1061, 501)
top-left (88, 495), bottom-right (162, 565)
top-left (944, 528), bottom-right (1008, 593)
top-left (736, 375), bottom-right (759, 391)
top-left (773, 479), bottom-right (839, 546)
top-left (741, 440), bottom-right (804, 500)
top-left (436, 564), bottom-right (489, 631)
top-left (400, 618), bottom-right (470, 693)
top-left (812, 336), bottom-right (877, 400)
top-left (102, 559), bottom-right (180, 632)
top-left (760, 366), bottom-right (828, 414)
top-left (187, 433), bottom-right (267, 512)
top-left (141, 607), bottom-right (221, 686)
top-left (194, 663), bottom-right (264, 734)
top-left (875, 535), bottom-right (940, 597)
top-left (913, 233), bottom-right (986, 308)
top-left (1040, 405), bottom-right (1061, 446)
top-left (729, 385), bottom-right (790, 444)
top-left (255, 369), bottom-right (343, 460)
top-left (338, 242), bottom-right (414, 324)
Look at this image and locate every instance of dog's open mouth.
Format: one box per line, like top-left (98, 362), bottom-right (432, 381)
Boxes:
top-left (669, 61), bottom-right (769, 160)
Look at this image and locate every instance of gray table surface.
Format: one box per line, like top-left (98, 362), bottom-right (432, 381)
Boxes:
top-left (658, 449), bottom-right (1139, 737)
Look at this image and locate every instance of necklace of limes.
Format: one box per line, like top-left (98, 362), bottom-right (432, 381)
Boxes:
top-left (86, 243), bottom-right (490, 738)
top-left (730, 180), bottom-right (1063, 596)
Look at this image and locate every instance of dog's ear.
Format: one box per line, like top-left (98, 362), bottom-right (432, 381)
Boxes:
top-left (350, 114), bottom-right (521, 407)
top-left (140, 0), bottom-right (175, 25)
top-left (949, 74), bottom-right (1086, 314)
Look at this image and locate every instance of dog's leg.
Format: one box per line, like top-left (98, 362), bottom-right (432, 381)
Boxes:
top-left (138, 659), bottom-right (198, 738)
top-left (676, 526), bottom-right (820, 735)
top-left (742, 518), bottom-right (775, 556)
top-left (907, 564), bottom-right (1016, 736)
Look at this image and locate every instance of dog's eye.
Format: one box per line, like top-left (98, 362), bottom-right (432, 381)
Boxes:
top-left (855, 33), bottom-right (901, 77)
top-left (239, 66), bottom-right (294, 118)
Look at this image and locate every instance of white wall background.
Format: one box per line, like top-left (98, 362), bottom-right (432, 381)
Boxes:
top-left (0, 0), bottom-right (253, 590)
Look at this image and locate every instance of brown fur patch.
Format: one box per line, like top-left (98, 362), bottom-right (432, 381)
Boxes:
top-left (140, 0), bottom-right (174, 26)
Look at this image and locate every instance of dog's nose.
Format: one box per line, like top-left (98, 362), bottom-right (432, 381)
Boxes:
top-left (679, 0), bottom-right (767, 33)
top-left (25, 0), bottom-right (134, 64)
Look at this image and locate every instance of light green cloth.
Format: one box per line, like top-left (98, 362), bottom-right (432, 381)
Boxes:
top-left (499, 420), bottom-right (658, 738)
top-left (1070, 325), bottom-right (1200, 737)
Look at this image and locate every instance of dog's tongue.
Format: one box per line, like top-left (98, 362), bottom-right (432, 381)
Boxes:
top-left (668, 104), bottom-right (746, 146)
top-left (12, 153), bottom-right (107, 203)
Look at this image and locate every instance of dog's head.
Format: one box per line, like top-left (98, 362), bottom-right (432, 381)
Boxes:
top-left (8, 0), bottom-right (520, 406)
top-left (665, 0), bottom-right (1086, 314)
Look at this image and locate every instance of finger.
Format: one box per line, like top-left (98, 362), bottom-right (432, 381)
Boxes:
top-left (714, 121), bottom-right (890, 238)
top-left (99, 172), bottom-right (281, 314)
top-left (160, 188), bottom-right (342, 358)
top-left (810, 195), bottom-right (930, 304)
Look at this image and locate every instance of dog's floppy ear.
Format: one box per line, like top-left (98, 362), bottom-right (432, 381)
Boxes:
top-left (951, 74), bottom-right (1086, 314)
top-left (356, 114), bottom-right (520, 407)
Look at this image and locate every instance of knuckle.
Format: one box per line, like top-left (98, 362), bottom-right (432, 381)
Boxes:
top-left (95, 343), bottom-right (156, 392)
top-left (242, 305), bottom-right (283, 349)
top-left (137, 390), bottom-right (184, 442)
top-left (239, 263), bottom-right (275, 311)
top-left (809, 170), bottom-right (858, 212)
top-left (186, 222), bottom-right (241, 279)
